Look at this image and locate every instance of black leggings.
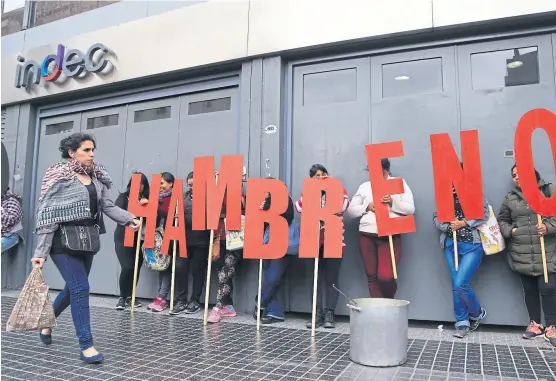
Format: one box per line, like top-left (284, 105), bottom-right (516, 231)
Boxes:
top-left (520, 272), bottom-right (556, 326)
top-left (174, 246), bottom-right (208, 303)
top-left (313, 245), bottom-right (342, 311)
top-left (115, 240), bottom-right (143, 298)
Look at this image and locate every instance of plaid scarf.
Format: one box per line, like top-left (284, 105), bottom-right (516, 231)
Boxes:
top-left (1, 192), bottom-right (23, 235)
top-left (35, 159), bottom-right (112, 232)
top-left (39, 158), bottom-right (112, 199)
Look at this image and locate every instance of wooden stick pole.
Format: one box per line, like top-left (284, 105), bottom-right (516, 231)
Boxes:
top-left (203, 230), bottom-right (215, 325)
top-left (388, 235), bottom-right (398, 280)
top-left (256, 259), bottom-right (263, 331)
top-left (203, 173), bottom-right (219, 326)
top-left (311, 257), bottom-right (319, 337)
top-left (538, 214), bottom-right (548, 283)
top-left (453, 231), bottom-right (459, 272)
top-left (169, 202), bottom-right (179, 312)
top-left (131, 217), bottom-right (143, 314)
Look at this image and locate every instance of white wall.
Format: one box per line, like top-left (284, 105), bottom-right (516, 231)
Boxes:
top-left (2, 0), bottom-right (556, 105)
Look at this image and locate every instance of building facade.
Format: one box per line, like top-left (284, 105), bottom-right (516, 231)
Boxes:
top-left (2, 0), bottom-right (556, 326)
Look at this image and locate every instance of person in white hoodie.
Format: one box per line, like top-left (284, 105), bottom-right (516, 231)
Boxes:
top-left (347, 159), bottom-right (415, 299)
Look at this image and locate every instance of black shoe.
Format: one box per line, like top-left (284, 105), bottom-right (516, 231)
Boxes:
top-left (169, 300), bottom-right (188, 315)
top-left (184, 300), bottom-right (201, 314)
top-left (252, 305), bottom-right (266, 320)
top-left (470, 308), bottom-right (486, 332)
top-left (453, 326), bottom-right (470, 339)
top-left (306, 310), bottom-right (324, 329)
top-left (262, 315), bottom-right (284, 324)
top-left (116, 297), bottom-right (126, 310)
top-left (125, 297), bottom-right (142, 308)
top-left (324, 309), bottom-right (336, 329)
top-left (39, 329), bottom-right (52, 345)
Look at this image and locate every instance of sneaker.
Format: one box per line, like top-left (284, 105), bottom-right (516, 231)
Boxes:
top-left (522, 321), bottom-right (544, 340)
top-left (125, 297), bottom-right (142, 309)
top-left (324, 309), bottom-right (336, 329)
top-left (544, 325), bottom-right (556, 347)
top-left (151, 298), bottom-right (167, 313)
top-left (470, 308), bottom-right (487, 331)
top-left (169, 300), bottom-right (188, 316)
top-left (221, 305), bottom-right (237, 317)
top-left (207, 307), bottom-right (222, 323)
top-left (262, 315), bottom-right (284, 324)
top-left (116, 297), bottom-right (126, 310)
top-left (147, 297), bottom-right (162, 311)
top-left (306, 310), bottom-right (324, 329)
top-left (184, 300), bottom-right (201, 314)
top-left (453, 325), bottom-right (470, 339)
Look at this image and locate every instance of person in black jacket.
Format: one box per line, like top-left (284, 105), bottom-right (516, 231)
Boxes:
top-left (170, 171), bottom-right (210, 315)
top-left (252, 185), bottom-right (295, 324)
top-left (114, 172), bottom-right (150, 310)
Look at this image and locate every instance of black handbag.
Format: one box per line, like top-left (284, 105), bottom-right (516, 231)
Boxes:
top-left (59, 210), bottom-right (102, 253)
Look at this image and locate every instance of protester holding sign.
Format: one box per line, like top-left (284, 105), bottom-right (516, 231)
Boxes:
top-left (170, 172), bottom-right (210, 315)
top-left (252, 186), bottom-right (296, 324)
top-left (433, 187), bottom-right (489, 339)
top-left (207, 192), bottom-right (247, 323)
top-left (295, 164), bottom-right (350, 329)
top-left (31, 133), bottom-right (140, 364)
top-left (146, 172), bottom-right (176, 313)
top-left (498, 166), bottom-right (556, 347)
top-left (114, 172), bottom-right (150, 310)
top-left (348, 158), bottom-right (415, 299)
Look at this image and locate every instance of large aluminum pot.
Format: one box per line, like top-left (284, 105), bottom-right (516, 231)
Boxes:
top-left (348, 298), bottom-right (410, 367)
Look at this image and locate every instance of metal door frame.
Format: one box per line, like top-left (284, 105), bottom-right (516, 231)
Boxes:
top-left (26, 71), bottom-right (241, 274)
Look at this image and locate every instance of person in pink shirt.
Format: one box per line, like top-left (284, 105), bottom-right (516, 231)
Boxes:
top-left (295, 164), bottom-right (349, 329)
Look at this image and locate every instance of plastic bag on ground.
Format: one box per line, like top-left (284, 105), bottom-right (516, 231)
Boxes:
top-left (6, 267), bottom-right (56, 332)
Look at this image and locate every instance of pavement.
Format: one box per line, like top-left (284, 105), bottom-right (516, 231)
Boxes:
top-left (1, 290), bottom-right (555, 381)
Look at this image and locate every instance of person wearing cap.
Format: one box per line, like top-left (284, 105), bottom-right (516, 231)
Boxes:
top-left (347, 158), bottom-right (415, 299)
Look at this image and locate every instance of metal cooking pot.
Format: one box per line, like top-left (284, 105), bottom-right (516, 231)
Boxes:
top-left (334, 285), bottom-right (409, 367)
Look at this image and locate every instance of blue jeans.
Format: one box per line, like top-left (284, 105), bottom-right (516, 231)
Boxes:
top-left (258, 256), bottom-right (292, 320)
top-left (444, 238), bottom-right (483, 327)
top-left (1, 234), bottom-right (19, 253)
top-left (50, 252), bottom-right (94, 351)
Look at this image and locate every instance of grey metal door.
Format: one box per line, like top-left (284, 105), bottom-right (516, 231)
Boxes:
top-left (288, 58), bottom-right (371, 314)
top-left (79, 106), bottom-right (128, 296)
top-left (124, 97), bottom-right (181, 299)
top-left (370, 47), bottom-right (460, 322)
top-left (457, 35), bottom-right (556, 326)
top-left (35, 113), bottom-right (82, 290)
top-left (177, 87), bottom-right (242, 305)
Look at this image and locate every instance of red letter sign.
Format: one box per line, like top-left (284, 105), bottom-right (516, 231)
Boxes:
top-left (430, 130), bottom-right (484, 222)
top-left (515, 108), bottom-right (556, 216)
top-left (365, 141), bottom-right (416, 236)
top-left (124, 173), bottom-right (161, 249)
top-left (161, 179), bottom-right (187, 257)
top-left (192, 155), bottom-right (243, 231)
top-left (243, 179), bottom-right (289, 259)
top-left (299, 177), bottom-right (344, 259)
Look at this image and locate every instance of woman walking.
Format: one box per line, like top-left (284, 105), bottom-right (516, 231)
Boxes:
top-left (433, 184), bottom-right (489, 339)
top-left (147, 172), bottom-right (176, 313)
top-left (498, 165), bottom-right (556, 347)
top-left (295, 164), bottom-right (350, 329)
top-left (114, 172), bottom-right (150, 310)
top-left (31, 133), bottom-right (140, 363)
top-left (348, 158), bottom-right (415, 299)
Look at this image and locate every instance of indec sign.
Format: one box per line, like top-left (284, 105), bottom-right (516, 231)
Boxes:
top-left (14, 43), bottom-right (110, 89)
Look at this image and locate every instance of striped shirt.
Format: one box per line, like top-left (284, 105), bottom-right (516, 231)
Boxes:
top-left (294, 189), bottom-right (350, 248)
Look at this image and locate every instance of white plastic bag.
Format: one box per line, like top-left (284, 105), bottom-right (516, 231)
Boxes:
top-left (225, 215), bottom-right (245, 251)
top-left (477, 205), bottom-right (505, 255)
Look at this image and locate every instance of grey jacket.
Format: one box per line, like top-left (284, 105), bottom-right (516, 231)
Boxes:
top-left (33, 178), bottom-right (134, 259)
top-left (433, 197), bottom-right (490, 249)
